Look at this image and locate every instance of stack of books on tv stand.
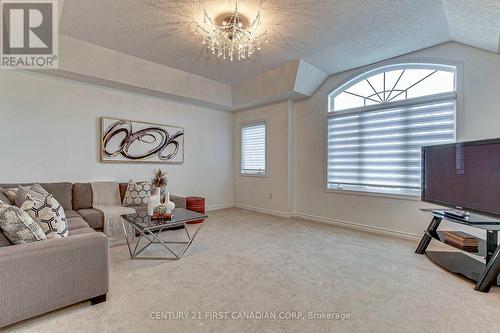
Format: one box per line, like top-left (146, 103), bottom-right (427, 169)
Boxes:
top-left (417, 208), bottom-right (500, 292)
top-left (443, 231), bottom-right (479, 251)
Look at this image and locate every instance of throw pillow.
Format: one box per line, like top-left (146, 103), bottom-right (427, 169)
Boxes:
top-left (14, 184), bottom-right (49, 207)
top-left (1, 184), bottom-right (48, 206)
top-left (0, 186), bottom-right (12, 205)
top-left (122, 180), bottom-right (151, 206)
top-left (2, 187), bottom-right (17, 203)
top-left (21, 194), bottom-right (68, 239)
top-left (0, 204), bottom-right (47, 244)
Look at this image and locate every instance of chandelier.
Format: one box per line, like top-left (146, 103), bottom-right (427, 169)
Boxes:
top-left (194, 2), bottom-right (267, 61)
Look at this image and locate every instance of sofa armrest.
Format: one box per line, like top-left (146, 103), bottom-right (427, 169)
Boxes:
top-left (0, 233), bottom-right (109, 327)
top-left (170, 194), bottom-right (186, 209)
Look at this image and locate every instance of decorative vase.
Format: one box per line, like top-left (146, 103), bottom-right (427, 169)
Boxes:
top-left (147, 188), bottom-right (161, 215)
top-left (154, 204), bottom-right (168, 216)
top-left (160, 185), bottom-right (167, 204)
top-left (165, 191), bottom-right (175, 213)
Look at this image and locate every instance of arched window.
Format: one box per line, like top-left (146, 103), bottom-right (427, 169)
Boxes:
top-left (327, 63), bottom-right (457, 196)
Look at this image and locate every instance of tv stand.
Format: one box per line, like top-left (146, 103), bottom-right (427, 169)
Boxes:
top-left (436, 209), bottom-right (469, 220)
top-left (416, 209), bottom-right (500, 292)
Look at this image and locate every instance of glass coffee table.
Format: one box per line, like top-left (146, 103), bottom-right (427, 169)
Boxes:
top-left (121, 208), bottom-right (208, 260)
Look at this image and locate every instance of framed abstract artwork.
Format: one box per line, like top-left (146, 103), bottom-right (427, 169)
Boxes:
top-left (100, 117), bottom-right (184, 164)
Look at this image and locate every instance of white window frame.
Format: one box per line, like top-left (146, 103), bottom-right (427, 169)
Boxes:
top-left (240, 121), bottom-right (267, 177)
top-left (325, 61), bottom-right (462, 199)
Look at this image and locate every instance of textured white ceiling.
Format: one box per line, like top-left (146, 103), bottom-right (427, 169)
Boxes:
top-left (443, 0), bottom-right (500, 53)
top-left (59, 0), bottom-right (499, 85)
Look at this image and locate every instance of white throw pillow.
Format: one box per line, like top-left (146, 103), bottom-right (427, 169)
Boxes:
top-left (122, 180), bottom-right (151, 206)
top-left (21, 194), bottom-right (68, 239)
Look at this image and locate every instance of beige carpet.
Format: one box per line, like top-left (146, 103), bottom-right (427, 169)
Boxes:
top-left (4, 208), bottom-right (500, 333)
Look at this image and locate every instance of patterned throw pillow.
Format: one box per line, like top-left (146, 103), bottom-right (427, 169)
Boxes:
top-left (122, 181), bottom-right (151, 206)
top-left (15, 184), bottom-right (49, 207)
top-left (21, 194), bottom-right (68, 239)
top-left (2, 187), bottom-right (18, 203)
top-left (0, 186), bottom-right (12, 205)
top-left (2, 183), bottom-right (48, 206)
top-left (0, 204), bottom-right (47, 244)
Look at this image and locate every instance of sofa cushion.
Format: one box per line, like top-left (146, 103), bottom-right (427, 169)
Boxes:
top-left (64, 209), bottom-right (81, 219)
top-left (72, 183), bottom-right (93, 210)
top-left (0, 205), bottom-right (46, 244)
top-left (69, 227), bottom-right (96, 236)
top-left (40, 182), bottom-right (73, 210)
top-left (77, 209), bottom-right (104, 230)
top-left (66, 217), bottom-right (89, 231)
top-left (22, 194), bottom-right (69, 239)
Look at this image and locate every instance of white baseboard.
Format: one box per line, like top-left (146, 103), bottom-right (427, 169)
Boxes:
top-left (293, 212), bottom-right (420, 241)
top-left (214, 203), bottom-right (420, 241)
top-left (206, 203), bottom-right (235, 212)
top-left (234, 204), bottom-right (292, 219)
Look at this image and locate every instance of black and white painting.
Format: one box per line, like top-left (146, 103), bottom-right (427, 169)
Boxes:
top-left (100, 117), bottom-right (184, 164)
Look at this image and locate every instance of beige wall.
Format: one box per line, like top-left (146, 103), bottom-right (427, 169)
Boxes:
top-left (233, 101), bottom-right (291, 216)
top-left (0, 70), bottom-right (234, 210)
top-left (235, 42), bottom-right (500, 237)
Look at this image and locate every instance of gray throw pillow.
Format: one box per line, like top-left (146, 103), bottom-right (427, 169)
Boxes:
top-left (15, 184), bottom-right (49, 207)
top-left (0, 204), bottom-right (47, 244)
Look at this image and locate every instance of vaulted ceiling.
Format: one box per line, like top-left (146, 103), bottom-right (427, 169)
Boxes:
top-left (59, 0), bottom-right (500, 85)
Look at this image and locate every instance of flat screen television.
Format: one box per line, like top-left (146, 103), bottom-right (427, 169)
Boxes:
top-left (421, 138), bottom-right (500, 217)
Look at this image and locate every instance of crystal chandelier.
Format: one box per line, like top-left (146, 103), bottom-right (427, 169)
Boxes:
top-left (194, 2), bottom-right (267, 61)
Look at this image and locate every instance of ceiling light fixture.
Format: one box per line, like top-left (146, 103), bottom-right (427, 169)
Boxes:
top-left (194, 2), bottom-right (267, 61)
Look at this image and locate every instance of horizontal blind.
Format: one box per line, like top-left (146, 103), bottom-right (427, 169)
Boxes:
top-left (328, 100), bottom-right (455, 191)
top-left (241, 123), bottom-right (266, 174)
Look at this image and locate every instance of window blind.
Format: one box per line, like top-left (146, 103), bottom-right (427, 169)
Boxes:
top-left (241, 123), bottom-right (266, 175)
top-left (327, 100), bottom-right (455, 192)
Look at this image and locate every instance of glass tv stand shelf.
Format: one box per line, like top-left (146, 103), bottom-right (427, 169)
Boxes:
top-left (415, 209), bottom-right (500, 293)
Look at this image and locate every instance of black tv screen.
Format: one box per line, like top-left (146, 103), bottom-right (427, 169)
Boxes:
top-left (422, 138), bottom-right (500, 217)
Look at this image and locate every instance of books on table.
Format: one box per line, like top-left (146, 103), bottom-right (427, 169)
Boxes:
top-left (443, 231), bottom-right (479, 250)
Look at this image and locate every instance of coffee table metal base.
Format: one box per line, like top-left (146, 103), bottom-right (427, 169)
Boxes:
top-left (122, 220), bottom-right (205, 260)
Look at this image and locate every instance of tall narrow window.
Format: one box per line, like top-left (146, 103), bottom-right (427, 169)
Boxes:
top-left (241, 122), bottom-right (266, 175)
top-left (327, 63), bottom-right (457, 196)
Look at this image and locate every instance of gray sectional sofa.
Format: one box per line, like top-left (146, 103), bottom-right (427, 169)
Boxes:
top-left (0, 182), bottom-right (186, 328)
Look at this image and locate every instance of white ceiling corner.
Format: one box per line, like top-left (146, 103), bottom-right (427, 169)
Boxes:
top-left (443, 0), bottom-right (500, 54)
